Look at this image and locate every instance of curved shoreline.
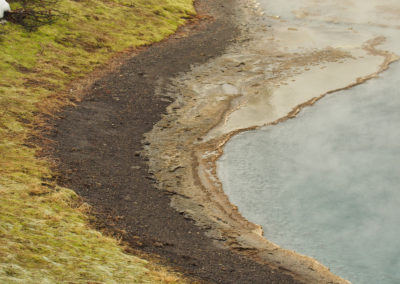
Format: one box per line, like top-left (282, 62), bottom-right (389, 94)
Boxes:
top-left (144, 2), bottom-right (399, 283)
top-left (48, 0), bottom-right (304, 283)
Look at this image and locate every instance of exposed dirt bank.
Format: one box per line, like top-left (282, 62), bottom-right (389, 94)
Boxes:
top-left (46, 0), bottom-right (303, 283)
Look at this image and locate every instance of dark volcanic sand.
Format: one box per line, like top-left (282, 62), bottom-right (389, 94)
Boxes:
top-left (47, 0), bottom-right (303, 283)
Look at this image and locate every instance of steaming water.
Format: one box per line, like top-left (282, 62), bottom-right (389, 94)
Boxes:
top-left (217, 61), bottom-right (400, 283)
top-left (213, 0), bottom-right (400, 282)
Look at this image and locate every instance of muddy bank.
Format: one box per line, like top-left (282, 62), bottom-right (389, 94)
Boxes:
top-left (47, 0), bottom-right (303, 283)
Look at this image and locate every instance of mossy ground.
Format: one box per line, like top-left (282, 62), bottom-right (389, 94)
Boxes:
top-left (0, 0), bottom-right (194, 282)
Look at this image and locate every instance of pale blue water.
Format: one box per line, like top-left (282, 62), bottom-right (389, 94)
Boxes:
top-left (217, 62), bottom-right (400, 283)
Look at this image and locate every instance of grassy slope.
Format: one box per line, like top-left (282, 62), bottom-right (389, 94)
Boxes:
top-left (0, 0), bottom-right (194, 283)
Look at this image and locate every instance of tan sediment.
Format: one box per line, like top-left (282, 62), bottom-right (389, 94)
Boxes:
top-left (143, 2), bottom-right (399, 283)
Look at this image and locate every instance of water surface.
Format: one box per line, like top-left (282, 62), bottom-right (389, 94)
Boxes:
top-left (218, 61), bottom-right (400, 283)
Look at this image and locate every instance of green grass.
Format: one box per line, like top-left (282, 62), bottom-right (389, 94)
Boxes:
top-left (0, 0), bottom-right (194, 282)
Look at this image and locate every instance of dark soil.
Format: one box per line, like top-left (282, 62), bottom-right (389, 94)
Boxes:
top-left (47, 0), bottom-right (304, 283)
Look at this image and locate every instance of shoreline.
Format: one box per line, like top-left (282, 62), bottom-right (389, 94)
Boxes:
top-left (144, 1), bottom-right (399, 283)
top-left (48, 0), bottom-right (304, 283)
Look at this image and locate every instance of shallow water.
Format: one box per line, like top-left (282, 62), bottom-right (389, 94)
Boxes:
top-left (218, 61), bottom-right (400, 283)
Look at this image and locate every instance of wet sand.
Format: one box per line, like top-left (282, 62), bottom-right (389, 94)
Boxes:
top-left (145, 0), bottom-right (399, 283)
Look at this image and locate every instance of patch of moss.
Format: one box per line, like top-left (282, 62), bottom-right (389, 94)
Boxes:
top-left (0, 0), bottom-right (194, 282)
